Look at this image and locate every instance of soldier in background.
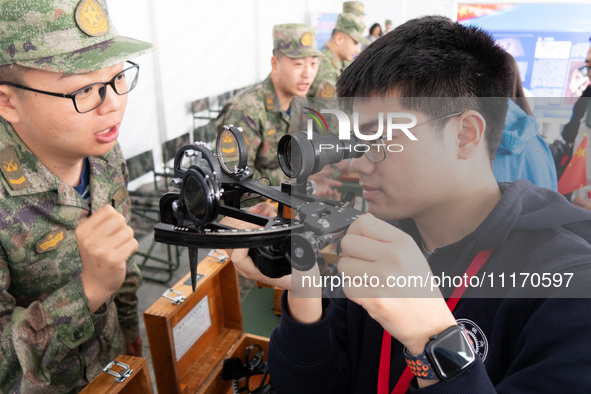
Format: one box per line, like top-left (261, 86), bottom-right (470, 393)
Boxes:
top-left (216, 24), bottom-right (322, 186)
top-left (385, 19), bottom-right (394, 33)
top-left (308, 13), bottom-right (368, 99)
top-left (0, 0), bottom-right (152, 391)
top-left (341, 1), bottom-right (365, 70)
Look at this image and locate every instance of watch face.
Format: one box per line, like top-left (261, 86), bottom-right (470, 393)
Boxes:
top-left (426, 326), bottom-right (476, 381)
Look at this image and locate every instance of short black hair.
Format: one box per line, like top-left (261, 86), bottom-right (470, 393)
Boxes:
top-left (0, 64), bottom-right (26, 84)
top-left (272, 49), bottom-right (284, 59)
top-left (337, 16), bottom-right (512, 161)
top-left (0, 64), bottom-right (28, 99)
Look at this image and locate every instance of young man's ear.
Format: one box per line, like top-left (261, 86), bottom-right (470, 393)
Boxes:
top-left (455, 110), bottom-right (486, 160)
top-left (0, 86), bottom-right (21, 123)
top-left (333, 31), bottom-right (344, 45)
top-left (270, 54), bottom-right (280, 76)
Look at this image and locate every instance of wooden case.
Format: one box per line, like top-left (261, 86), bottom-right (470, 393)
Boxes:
top-left (144, 255), bottom-right (270, 394)
top-left (80, 355), bottom-right (154, 394)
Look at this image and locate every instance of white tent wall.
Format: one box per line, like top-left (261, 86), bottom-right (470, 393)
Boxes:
top-left (107, 0), bottom-right (578, 189)
top-left (107, 0), bottom-right (436, 189)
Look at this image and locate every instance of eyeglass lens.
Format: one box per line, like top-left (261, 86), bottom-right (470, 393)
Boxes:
top-left (366, 138), bottom-right (386, 162)
top-left (74, 65), bottom-right (139, 113)
top-left (359, 112), bottom-right (461, 163)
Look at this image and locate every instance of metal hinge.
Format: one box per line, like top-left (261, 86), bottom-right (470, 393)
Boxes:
top-left (208, 249), bottom-right (228, 263)
top-left (102, 360), bottom-right (133, 383)
top-left (161, 288), bottom-right (186, 305)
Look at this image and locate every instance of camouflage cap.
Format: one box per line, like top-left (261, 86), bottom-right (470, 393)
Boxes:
top-left (342, 1), bottom-right (365, 16)
top-left (0, 0), bottom-right (154, 74)
top-left (385, 19), bottom-right (393, 25)
top-left (335, 13), bottom-right (370, 45)
top-left (273, 24), bottom-right (323, 58)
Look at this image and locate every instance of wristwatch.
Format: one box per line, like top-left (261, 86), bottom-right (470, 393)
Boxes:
top-left (403, 325), bottom-right (476, 381)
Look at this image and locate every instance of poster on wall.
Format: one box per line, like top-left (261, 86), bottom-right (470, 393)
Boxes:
top-left (458, 3), bottom-right (591, 125)
top-left (315, 12), bottom-right (339, 50)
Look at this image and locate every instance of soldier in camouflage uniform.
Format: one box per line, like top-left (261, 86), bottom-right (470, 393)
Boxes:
top-left (0, 0), bottom-right (153, 392)
top-left (216, 24), bottom-right (322, 186)
top-left (385, 19), bottom-right (394, 33)
top-left (308, 13), bottom-right (368, 98)
top-left (340, 2), bottom-right (365, 70)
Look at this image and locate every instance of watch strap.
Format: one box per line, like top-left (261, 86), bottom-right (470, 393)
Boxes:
top-left (403, 348), bottom-right (437, 380)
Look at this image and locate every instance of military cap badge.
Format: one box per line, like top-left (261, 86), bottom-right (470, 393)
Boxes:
top-left (300, 32), bottom-right (313, 47)
top-left (75, 0), bottom-right (110, 37)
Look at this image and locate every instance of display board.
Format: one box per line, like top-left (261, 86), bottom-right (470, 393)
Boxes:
top-left (315, 12), bottom-right (339, 49)
top-left (458, 3), bottom-right (591, 132)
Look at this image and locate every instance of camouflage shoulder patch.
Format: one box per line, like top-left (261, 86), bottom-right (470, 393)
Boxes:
top-left (0, 147), bottom-right (31, 191)
top-left (75, 0), bottom-right (110, 37)
top-left (331, 58), bottom-right (340, 71)
top-left (36, 230), bottom-right (67, 253)
top-left (111, 187), bottom-right (128, 209)
top-left (317, 83), bottom-right (336, 98)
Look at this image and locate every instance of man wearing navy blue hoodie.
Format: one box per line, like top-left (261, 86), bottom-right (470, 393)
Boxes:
top-left (227, 16), bottom-right (591, 393)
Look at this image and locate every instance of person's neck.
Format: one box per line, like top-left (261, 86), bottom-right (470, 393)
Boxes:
top-left (415, 179), bottom-right (501, 253)
top-left (41, 155), bottom-right (85, 187)
top-left (270, 76), bottom-right (294, 112)
top-left (12, 125), bottom-right (85, 187)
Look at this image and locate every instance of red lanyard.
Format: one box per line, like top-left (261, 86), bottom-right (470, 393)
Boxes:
top-left (377, 249), bottom-right (494, 394)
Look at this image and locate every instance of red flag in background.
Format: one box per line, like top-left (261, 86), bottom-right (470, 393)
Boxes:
top-left (558, 136), bottom-right (588, 195)
top-left (456, 4), bottom-right (511, 21)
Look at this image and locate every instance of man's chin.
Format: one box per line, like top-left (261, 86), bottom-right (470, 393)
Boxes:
top-left (293, 90), bottom-right (309, 97)
top-left (366, 204), bottom-right (402, 222)
top-left (91, 141), bottom-right (117, 157)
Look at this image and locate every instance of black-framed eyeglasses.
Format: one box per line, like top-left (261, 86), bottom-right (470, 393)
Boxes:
top-left (0, 61), bottom-right (139, 113)
top-left (361, 112), bottom-right (462, 163)
top-left (579, 65), bottom-right (590, 78)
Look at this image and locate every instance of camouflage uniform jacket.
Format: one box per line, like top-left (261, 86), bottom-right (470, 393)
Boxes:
top-left (0, 118), bottom-right (142, 393)
top-left (308, 45), bottom-right (343, 98)
top-left (216, 75), bottom-right (291, 186)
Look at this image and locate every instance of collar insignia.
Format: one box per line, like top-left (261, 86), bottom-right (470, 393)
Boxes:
top-left (0, 147), bottom-right (31, 191)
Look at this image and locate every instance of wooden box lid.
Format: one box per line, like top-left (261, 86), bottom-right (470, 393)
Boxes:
top-left (144, 254), bottom-right (244, 394)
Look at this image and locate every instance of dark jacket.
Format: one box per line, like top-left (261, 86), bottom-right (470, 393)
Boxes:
top-left (562, 85), bottom-right (591, 145)
top-left (268, 180), bottom-right (591, 393)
